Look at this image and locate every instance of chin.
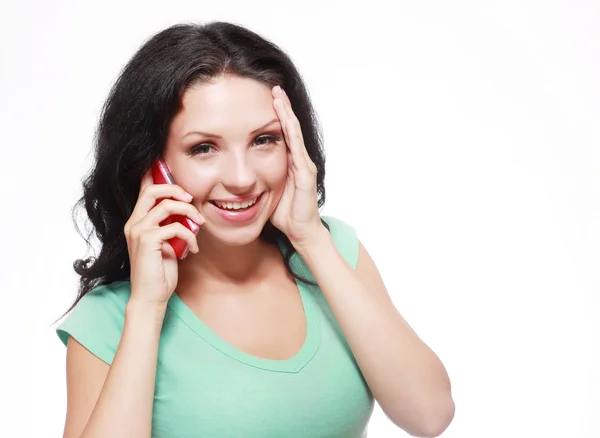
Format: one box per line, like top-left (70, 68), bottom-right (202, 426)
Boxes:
top-left (205, 224), bottom-right (266, 247)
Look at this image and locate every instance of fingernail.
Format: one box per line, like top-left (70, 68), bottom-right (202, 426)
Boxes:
top-left (274, 85), bottom-right (282, 94)
top-left (185, 192), bottom-right (193, 200)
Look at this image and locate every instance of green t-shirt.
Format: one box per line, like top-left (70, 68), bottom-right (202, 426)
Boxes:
top-left (56, 216), bottom-right (375, 437)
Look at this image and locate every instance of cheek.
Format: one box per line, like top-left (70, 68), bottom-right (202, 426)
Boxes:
top-left (261, 148), bottom-right (288, 187)
top-left (176, 167), bottom-right (219, 200)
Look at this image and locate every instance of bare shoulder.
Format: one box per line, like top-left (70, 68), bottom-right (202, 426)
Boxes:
top-left (63, 335), bottom-right (110, 438)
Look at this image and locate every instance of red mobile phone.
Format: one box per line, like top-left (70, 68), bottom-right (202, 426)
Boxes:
top-left (151, 158), bottom-right (200, 260)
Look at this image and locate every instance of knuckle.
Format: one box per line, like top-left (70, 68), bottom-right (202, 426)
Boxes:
top-left (128, 223), bottom-right (142, 241)
top-left (140, 184), bottom-right (153, 197)
top-left (174, 222), bottom-right (185, 231)
top-left (158, 198), bottom-right (176, 211)
top-left (166, 222), bottom-right (180, 233)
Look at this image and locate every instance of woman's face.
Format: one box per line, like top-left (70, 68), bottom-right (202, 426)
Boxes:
top-left (163, 75), bottom-right (288, 246)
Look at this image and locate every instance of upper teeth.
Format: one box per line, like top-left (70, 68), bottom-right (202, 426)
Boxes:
top-left (214, 197), bottom-right (258, 210)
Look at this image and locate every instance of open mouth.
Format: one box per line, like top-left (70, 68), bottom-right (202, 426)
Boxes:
top-left (209, 193), bottom-right (262, 212)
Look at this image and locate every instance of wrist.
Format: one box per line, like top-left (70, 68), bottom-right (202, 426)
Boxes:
top-left (125, 297), bottom-right (168, 328)
top-left (292, 225), bottom-right (332, 258)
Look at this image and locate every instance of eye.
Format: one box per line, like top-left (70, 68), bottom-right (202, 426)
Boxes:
top-left (253, 134), bottom-right (282, 148)
top-left (187, 143), bottom-right (215, 156)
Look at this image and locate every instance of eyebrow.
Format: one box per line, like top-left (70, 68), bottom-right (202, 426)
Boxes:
top-left (182, 118), bottom-right (280, 140)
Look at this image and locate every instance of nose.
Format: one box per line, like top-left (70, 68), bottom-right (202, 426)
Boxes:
top-left (219, 150), bottom-right (257, 194)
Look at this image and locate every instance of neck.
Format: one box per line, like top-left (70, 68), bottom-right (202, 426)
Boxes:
top-left (179, 234), bottom-right (280, 287)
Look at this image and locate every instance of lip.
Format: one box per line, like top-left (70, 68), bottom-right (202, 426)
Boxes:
top-left (208, 193), bottom-right (264, 223)
top-left (210, 194), bottom-right (261, 203)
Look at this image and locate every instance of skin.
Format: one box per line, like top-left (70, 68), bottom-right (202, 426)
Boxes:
top-left (164, 75), bottom-right (291, 285)
top-left (164, 74), bottom-right (312, 360)
top-left (63, 75), bottom-right (455, 438)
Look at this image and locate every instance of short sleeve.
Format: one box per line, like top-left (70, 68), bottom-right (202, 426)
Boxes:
top-left (321, 215), bottom-right (359, 269)
top-left (56, 280), bottom-right (131, 365)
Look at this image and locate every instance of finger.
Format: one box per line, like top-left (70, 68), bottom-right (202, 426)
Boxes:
top-left (272, 94), bottom-right (290, 142)
top-left (280, 87), bottom-right (293, 113)
top-left (273, 94), bottom-right (304, 161)
top-left (143, 222), bottom-right (200, 254)
top-left (130, 184), bottom-right (195, 226)
top-left (273, 86), bottom-right (297, 130)
top-left (142, 198), bottom-right (204, 228)
top-left (275, 87), bottom-right (314, 168)
top-left (273, 97), bottom-right (305, 168)
top-left (279, 88), bottom-right (306, 149)
top-left (274, 86), bottom-right (294, 120)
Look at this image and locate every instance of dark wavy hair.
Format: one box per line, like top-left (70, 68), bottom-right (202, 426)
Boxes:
top-left (59, 21), bottom-right (327, 319)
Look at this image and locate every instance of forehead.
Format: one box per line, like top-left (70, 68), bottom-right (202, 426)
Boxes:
top-left (170, 75), bottom-right (275, 136)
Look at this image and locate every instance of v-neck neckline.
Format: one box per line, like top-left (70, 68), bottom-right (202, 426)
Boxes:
top-left (166, 242), bottom-right (322, 374)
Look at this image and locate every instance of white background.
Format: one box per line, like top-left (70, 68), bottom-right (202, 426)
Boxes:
top-left (1, 1), bottom-right (598, 437)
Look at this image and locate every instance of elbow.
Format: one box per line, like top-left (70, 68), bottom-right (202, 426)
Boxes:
top-left (391, 395), bottom-right (455, 438)
top-left (412, 397), bottom-right (455, 438)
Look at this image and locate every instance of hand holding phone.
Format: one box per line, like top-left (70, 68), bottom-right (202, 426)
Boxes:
top-left (151, 159), bottom-right (200, 260)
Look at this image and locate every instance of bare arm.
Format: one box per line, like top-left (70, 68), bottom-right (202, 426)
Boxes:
top-left (63, 300), bottom-right (166, 438)
top-left (62, 165), bottom-right (203, 437)
top-left (295, 231), bottom-right (455, 438)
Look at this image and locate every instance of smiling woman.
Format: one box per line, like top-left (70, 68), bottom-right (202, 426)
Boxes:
top-left (165, 76), bottom-right (290, 242)
top-left (54, 20), bottom-right (454, 438)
